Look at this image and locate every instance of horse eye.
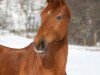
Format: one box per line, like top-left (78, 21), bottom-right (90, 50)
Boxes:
top-left (56, 16), bottom-right (63, 20)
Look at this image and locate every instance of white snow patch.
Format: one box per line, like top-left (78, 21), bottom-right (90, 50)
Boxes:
top-left (0, 34), bottom-right (33, 48)
top-left (67, 45), bottom-right (100, 75)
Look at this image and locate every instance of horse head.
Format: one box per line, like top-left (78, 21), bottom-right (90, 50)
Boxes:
top-left (34, 0), bottom-right (71, 54)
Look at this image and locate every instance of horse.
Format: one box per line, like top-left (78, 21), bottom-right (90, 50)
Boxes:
top-left (0, 0), bottom-right (71, 75)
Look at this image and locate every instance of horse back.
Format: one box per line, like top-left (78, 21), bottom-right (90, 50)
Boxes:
top-left (0, 45), bottom-right (27, 75)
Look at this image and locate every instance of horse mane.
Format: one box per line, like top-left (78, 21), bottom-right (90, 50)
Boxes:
top-left (41, 0), bottom-right (71, 20)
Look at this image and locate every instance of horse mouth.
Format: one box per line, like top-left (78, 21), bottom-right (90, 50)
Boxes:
top-left (34, 46), bottom-right (47, 54)
top-left (34, 47), bottom-right (45, 54)
top-left (33, 41), bottom-right (47, 54)
top-left (33, 37), bottom-right (48, 54)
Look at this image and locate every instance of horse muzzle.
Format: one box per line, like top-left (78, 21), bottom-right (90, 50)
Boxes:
top-left (34, 38), bottom-right (47, 54)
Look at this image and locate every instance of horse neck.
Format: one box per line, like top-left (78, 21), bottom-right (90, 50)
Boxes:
top-left (25, 43), bottom-right (42, 63)
top-left (24, 38), bottom-right (68, 74)
top-left (23, 43), bottom-right (43, 74)
top-left (41, 36), bottom-right (68, 70)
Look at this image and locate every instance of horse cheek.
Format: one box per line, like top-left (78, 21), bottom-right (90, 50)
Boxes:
top-left (46, 31), bottom-right (57, 44)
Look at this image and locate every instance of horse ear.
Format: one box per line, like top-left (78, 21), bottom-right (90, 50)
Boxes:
top-left (47, 0), bottom-right (51, 3)
top-left (60, 5), bottom-right (71, 20)
top-left (59, 6), bottom-right (66, 15)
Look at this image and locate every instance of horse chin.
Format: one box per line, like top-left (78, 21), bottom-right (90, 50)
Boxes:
top-left (34, 47), bottom-right (45, 54)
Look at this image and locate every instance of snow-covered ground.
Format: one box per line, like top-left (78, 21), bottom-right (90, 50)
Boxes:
top-left (0, 34), bottom-right (33, 48)
top-left (67, 45), bottom-right (100, 75)
top-left (0, 35), bottom-right (100, 75)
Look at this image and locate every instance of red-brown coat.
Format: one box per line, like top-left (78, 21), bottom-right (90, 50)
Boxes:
top-left (0, 0), bottom-right (71, 75)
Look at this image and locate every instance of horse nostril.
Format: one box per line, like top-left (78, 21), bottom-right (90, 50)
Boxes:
top-left (39, 38), bottom-right (46, 49)
top-left (40, 40), bottom-right (45, 47)
top-left (35, 38), bottom-right (46, 50)
top-left (34, 38), bottom-right (48, 53)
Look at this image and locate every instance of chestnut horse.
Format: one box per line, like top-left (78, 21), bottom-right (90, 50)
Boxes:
top-left (0, 0), bottom-right (71, 75)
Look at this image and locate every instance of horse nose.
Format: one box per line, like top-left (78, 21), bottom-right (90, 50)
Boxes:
top-left (39, 38), bottom-right (46, 49)
top-left (34, 38), bottom-right (47, 53)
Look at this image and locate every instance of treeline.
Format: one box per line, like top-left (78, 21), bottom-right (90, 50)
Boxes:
top-left (67, 0), bottom-right (100, 46)
top-left (0, 0), bottom-right (45, 37)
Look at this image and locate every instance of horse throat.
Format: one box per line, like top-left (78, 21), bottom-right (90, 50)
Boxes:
top-left (41, 37), bottom-right (68, 70)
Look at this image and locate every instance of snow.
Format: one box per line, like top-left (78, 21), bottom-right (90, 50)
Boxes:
top-left (67, 45), bottom-right (100, 75)
top-left (0, 34), bottom-right (33, 48)
top-left (0, 35), bottom-right (100, 75)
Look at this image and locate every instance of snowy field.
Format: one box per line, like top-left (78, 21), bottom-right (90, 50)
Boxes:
top-left (0, 35), bottom-right (100, 75)
top-left (67, 45), bottom-right (100, 75)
